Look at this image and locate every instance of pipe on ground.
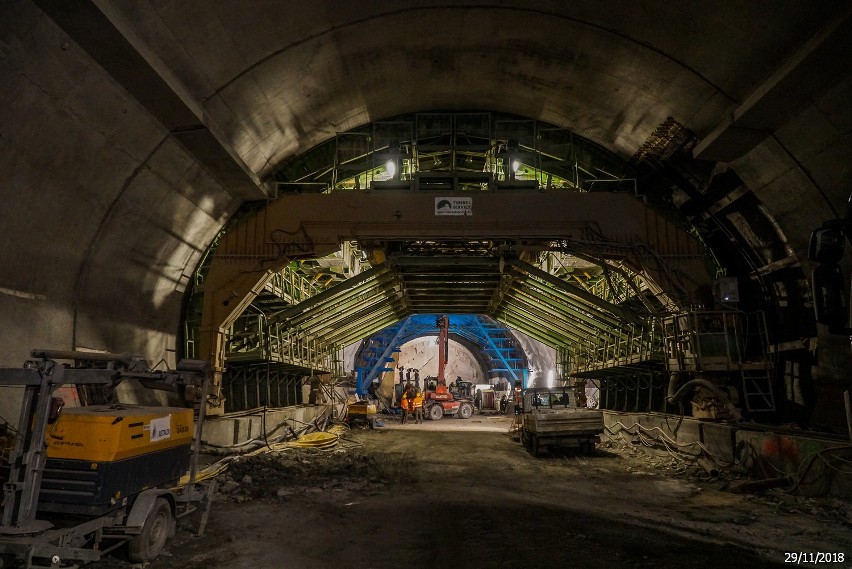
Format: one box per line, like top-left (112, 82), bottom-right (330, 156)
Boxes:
top-left (697, 457), bottom-right (720, 477)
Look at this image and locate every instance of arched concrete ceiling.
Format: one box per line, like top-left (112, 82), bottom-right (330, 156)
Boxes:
top-left (0, 0), bottom-right (850, 375)
top-left (103, 1), bottom-right (843, 174)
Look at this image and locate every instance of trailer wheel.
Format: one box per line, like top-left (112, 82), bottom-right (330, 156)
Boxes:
top-left (457, 402), bottom-right (473, 419)
top-left (128, 497), bottom-right (173, 562)
top-left (531, 434), bottom-right (541, 456)
top-left (428, 404), bottom-right (443, 421)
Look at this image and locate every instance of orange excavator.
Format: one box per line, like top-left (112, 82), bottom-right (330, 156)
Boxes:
top-left (422, 315), bottom-right (474, 420)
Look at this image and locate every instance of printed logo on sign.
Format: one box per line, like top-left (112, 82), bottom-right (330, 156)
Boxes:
top-left (149, 416), bottom-right (171, 442)
top-left (435, 197), bottom-right (472, 216)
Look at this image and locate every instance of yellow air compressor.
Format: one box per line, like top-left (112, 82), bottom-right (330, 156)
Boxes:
top-left (346, 399), bottom-right (377, 429)
top-left (41, 405), bottom-right (194, 516)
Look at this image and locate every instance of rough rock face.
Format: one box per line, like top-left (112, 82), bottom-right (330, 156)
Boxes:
top-left (511, 330), bottom-right (556, 386)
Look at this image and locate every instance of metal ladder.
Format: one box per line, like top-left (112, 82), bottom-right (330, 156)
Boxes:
top-left (740, 367), bottom-right (776, 413)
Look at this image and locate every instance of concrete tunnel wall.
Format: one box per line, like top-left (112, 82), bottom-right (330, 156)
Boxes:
top-left (0, 2), bottom-right (239, 369)
top-left (0, 2), bottom-right (851, 427)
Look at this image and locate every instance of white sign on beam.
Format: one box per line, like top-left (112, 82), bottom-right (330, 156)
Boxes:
top-left (435, 197), bottom-right (472, 216)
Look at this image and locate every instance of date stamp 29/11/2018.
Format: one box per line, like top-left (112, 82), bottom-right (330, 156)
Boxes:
top-left (784, 552), bottom-right (845, 564)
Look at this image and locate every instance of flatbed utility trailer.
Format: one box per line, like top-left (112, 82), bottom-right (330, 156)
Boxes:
top-left (0, 350), bottom-right (215, 568)
top-left (520, 387), bottom-right (603, 456)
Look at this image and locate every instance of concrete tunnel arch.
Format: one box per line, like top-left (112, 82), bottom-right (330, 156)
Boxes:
top-left (0, 3), bottom-right (850, 434)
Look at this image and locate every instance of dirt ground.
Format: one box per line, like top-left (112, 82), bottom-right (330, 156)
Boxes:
top-left (105, 414), bottom-right (851, 569)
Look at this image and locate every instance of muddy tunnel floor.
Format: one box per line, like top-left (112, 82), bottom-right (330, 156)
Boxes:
top-left (102, 417), bottom-right (851, 569)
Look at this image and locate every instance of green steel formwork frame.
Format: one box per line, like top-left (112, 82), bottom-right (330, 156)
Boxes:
top-left (187, 110), bottom-right (727, 414)
top-left (223, 364), bottom-right (306, 412)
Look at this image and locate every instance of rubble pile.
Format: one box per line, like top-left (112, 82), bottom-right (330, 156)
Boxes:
top-left (214, 448), bottom-right (388, 504)
top-left (599, 440), bottom-right (733, 483)
top-left (746, 488), bottom-right (852, 527)
top-left (600, 441), bottom-right (852, 527)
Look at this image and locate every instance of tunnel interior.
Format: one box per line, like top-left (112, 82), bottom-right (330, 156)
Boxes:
top-left (1, 4), bottom-right (852, 566)
top-left (182, 111), bottom-right (837, 434)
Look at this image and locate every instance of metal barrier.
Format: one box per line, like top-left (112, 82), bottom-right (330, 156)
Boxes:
top-left (560, 319), bottom-right (664, 375)
top-left (226, 313), bottom-right (341, 374)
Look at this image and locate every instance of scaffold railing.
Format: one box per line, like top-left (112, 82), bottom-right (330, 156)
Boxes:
top-left (559, 319), bottom-right (664, 376)
top-left (226, 313), bottom-right (340, 375)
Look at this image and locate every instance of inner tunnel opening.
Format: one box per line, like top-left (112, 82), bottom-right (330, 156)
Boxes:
top-left (184, 111), bottom-right (807, 434)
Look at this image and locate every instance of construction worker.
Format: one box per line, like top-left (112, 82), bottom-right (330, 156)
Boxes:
top-left (400, 385), bottom-right (410, 424)
top-left (414, 387), bottom-right (424, 424)
top-left (405, 384), bottom-right (416, 421)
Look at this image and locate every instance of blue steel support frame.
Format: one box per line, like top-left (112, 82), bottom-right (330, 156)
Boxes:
top-left (354, 314), bottom-right (534, 393)
top-left (473, 317), bottom-right (521, 384)
top-left (357, 317), bottom-right (412, 395)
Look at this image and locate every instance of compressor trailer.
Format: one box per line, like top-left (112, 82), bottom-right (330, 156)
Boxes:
top-left (0, 350), bottom-right (214, 568)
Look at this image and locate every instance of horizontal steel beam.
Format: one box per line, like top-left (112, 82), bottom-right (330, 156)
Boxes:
top-left (496, 312), bottom-right (568, 348)
top-left (275, 265), bottom-right (392, 320)
top-left (322, 308), bottom-right (406, 345)
top-left (281, 277), bottom-right (400, 327)
top-left (391, 256), bottom-right (501, 267)
top-left (503, 282), bottom-right (617, 335)
top-left (509, 273), bottom-right (622, 328)
top-left (508, 261), bottom-right (645, 326)
top-left (296, 293), bottom-right (405, 337)
top-left (285, 281), bottom-right (402, 330)
top-left (499, 291), bottom-right (599, 340)
top-left (497, 297), bottom-right (586, 343)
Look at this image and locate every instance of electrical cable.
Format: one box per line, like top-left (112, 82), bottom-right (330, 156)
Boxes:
top-left (611, 419), bottom-right (852, 492)
top-left (795, 445), bottom-right (852, 491)
top-left (605, 335), bottom-right (852, 486)
top-left (605, 421), bottom-right (733, 466)
top-left (177, 421), bottom-right (350, 487)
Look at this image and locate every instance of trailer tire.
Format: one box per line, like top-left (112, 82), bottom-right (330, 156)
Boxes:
top-left (128, 497), bottom-right (173, 562)
top-left (531, 434), bottom-right (541, 456)
top-left (428, 404), bottom-right (443, 421)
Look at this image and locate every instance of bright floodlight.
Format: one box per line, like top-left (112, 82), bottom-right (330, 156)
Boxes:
top-left (386, 160), bottom-right (396, 178)
top-left (512, 160), bottom-right (521, 173)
